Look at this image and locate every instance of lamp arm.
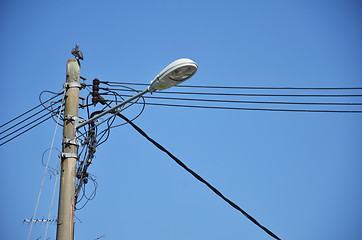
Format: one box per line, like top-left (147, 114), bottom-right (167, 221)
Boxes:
top-left (76, 89), bottom-right (149, 129)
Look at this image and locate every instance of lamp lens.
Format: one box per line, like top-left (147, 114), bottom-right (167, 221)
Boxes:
top-left (169, 66), bottom-right (195, 81)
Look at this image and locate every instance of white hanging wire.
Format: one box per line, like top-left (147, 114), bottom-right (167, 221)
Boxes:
top-left (43, 158), bottom-right (61, 240)
top-left (27, 91), bottom-right (66, 240)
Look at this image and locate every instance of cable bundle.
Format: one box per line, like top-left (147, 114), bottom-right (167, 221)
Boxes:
top-left (0, 91), bottom-right (64, 147)
top-left (100, 81), bottom-right (362, 113)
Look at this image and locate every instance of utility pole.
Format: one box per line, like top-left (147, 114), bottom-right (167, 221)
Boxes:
top-left (56, 58), bottom-right (80, 240)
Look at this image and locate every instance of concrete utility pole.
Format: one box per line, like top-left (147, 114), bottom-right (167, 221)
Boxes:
top-left (56, 58), bottom-right (80, 240)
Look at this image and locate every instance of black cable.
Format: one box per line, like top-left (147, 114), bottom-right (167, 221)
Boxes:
top-left (49, 101), bottom-right (65, 126)
top-left (85, 175), bottom-right (97, 201)
top-left (96, 115), bottom-right (116, 147)
top-left (39, 90), bottom-right (65, 114)
top-left (0, 111), bottom-right (54, 141)
top-left (102, 81), bottom-right (362, 90)
top-left (118, 94), bottom-right (362, 106)
top-left (0, 100), bottom-right (61, 135)
top-left (0, 115), bottom-right (53, 147)
top-left (0, 92), bottom-right (61, 129)
top-left (108, 100), bottom-right (146, 129)
top-left (1, 107), bottom-right (48, 135)
top-left (41, 147), bottom-right (62, 179)
top-left (79, 86), bottom-right (146, 141)
top-left (94, 91), bottom-right (121, 146)
top-left (39, 91), bottom-right (66, 127)
top-left (104, 88), bottom-right (362, 98)
top-left (104, 88), bottom-right (146, 129)
top-left (135, 102), bottom-right (362, 113)
top-left (116, 113), bottom-right (281, 240)
top-left (75, 174), bottom-right (98, 211)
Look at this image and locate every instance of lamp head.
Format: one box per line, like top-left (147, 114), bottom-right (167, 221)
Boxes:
top-left (148, 58), bottom-right (198, 93)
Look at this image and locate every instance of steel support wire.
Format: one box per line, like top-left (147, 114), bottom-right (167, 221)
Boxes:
top-left (115, 113), bottom-right (281, 240)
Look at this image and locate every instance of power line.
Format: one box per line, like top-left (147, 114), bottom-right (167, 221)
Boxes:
top-left (0, 115), bottom-right (53, 147)
top-left (102, 81), bottom-right (362, 90)
top-left (116, 94), bottom-right (362, 106)
top-left (0, 111), bottom-right (54, 141)
top-left (104, 88), bottom-right (362, 98)
top-left (0, 92), bottom-right (62, 129)
top-left (0, 100), bottom-right (61, 135)
top-left (116, 113), bottom-right (281, 240)
top-left (135, 102), bottom-right (362, 113)
top-left (0, 97), bottom-right (63, 147)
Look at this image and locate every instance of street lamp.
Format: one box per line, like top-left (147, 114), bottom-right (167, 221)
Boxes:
top-left (77, 58), bottom-right (198, 129)
top-left (148, 58), bottom-right (198, 92)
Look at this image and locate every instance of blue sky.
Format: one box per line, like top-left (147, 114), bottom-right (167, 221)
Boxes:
top-left (0, 0), bottom-right (362, 239)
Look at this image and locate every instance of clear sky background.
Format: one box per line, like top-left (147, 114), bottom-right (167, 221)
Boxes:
top-left (0, 1), bottom-right (361, 239)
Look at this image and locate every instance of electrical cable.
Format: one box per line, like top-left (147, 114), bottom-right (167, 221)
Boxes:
top-left (134, 102), bottom-right (362, 113)
top-left (117, 94), bottom-right (362, 106)
top-left (75, 174), bottom-right (98, 211)
top-left (39, 91), bottom-right (66, 126)
top-left (74, 85), bottom-right (147, 210)
top-left (0, 100), bottom-right (62, 136)
top-left (94, 95), bottom-right (145, 146)
top-left (102, 81), bottom-right (362, 90)
top-left (74, 85), bottom-right (146, 210)
top-left (104, 89), bottom-right (146, 129)
top-left (0, 93), bottom-right (63, 146)
top-left (0, 111), bottom-right (54, 141)
top-left (49, 101), bottom-right (65, 126)
top-left (95, 115), bottom-right (116, 147)
top-left (41, 147), bottom-right (61, 178)
top-left (115, 113), bottom-right (281, 240)
top-left (76, 112), bottom-right (115, 141)
top-left (91, 91), bottom-right (120, 146)
top-left (76, 91), bottom-right (145, 141)
top-left (0, 115), bottom-right (53, 147)
top-left (105, 88), bottom-right (362, 98)
top-left (108, 99), bottom-right (146, 129)
top-left (103, 85), bottom-right (362, 114)
top-left (39, 91), bottom-right (65, 116)
top-left (1, 107), bottom-right (48, 135)
top-left (0, 92), bottom-right (62, 129)
top-left (75, 108), bottom-right (101, 209)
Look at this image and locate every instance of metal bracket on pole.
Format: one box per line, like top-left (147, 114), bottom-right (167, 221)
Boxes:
top-left (59, 152), bottom-right (78, 159)
top-left (64, 138), bottom-right (81, 147)
top-left (63, 82), bottom-right (82, 89)
top-left (64, 115), bottom-right (84, 145)
top-left (64, 114), bottom-right (84, 124)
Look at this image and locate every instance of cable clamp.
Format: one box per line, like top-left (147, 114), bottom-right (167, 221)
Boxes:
top-left (63, 82), bottom-right (81, 89)
top-left (64, 138), bottom-right (81, 146)
top-left (64, 115), bottom-right (84, 122)
top-left (60, 152), bottom-right (78, 159)
top-left (64, 115), bottom-right (85, 128)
